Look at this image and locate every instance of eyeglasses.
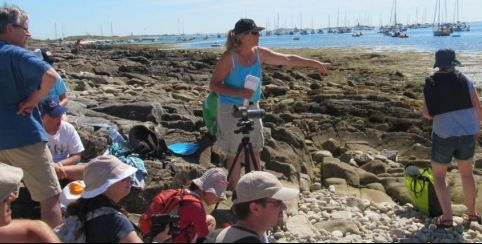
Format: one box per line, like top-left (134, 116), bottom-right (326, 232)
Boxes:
top-left (248, 31), bottom-right (260, 36)
top-left (263, 199), bottom-right (285, 208)
top-left (12, 24), bottom-right (29, 32)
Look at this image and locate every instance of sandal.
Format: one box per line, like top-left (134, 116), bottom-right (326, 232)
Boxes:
top-left (463, 213), bottom-right (482, 224)
top-left (432, 216), bottom-right (453, 228)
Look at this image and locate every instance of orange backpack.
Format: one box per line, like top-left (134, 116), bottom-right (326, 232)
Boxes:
top-left (139, 189), bottom-right (200, 237)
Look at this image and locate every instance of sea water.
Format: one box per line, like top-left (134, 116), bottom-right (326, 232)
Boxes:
top-left (170, 21), bottom-right (482, 53)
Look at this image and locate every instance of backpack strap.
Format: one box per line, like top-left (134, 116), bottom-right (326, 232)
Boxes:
top-left (215, 226), bottom-right (259, 243)
top-left (85, 206), bottom-right (120, 222)
top-left (410, 168), bottom-right (430, 197)
top-left (172, 190), bottom-right (202, 242)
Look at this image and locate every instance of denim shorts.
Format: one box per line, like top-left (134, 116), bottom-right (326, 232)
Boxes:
top-left (431, 133), bottom-right (476, 164)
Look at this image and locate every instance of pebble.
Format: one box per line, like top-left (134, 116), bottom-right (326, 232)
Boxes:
top-left (332, 230), bottom-right (344, 238)
top-left (328, 185), bottom-right (336, 192)
top-left (268, 187), bottom-right (482, 243)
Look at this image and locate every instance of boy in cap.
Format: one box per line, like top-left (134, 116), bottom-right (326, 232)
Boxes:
top-left (423, 49), bottom-right (482, 228)
top-left (40, 97), bottom-right (85, 182)
top-left (214, 171), bottom-right (299, 243)
top-left (0, 4), bottom-right (62, 228)
top-left (0, 163), bottom-right (60, 242)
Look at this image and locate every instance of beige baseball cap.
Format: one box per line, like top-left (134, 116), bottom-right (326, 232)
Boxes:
top-left (0, 163), bottom-right (23, 202)
top-left (81, 155), bottom-right (137, 199)
top-left (233, 171), bottom-right (299, 205)
top-left (192, 168), bottom-right (228, 199)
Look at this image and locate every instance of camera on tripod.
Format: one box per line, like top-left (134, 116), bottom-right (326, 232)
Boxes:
top-left (145, 214), bottom-right (180, 242)
top-left (231, 105), bottom-right (266, 119)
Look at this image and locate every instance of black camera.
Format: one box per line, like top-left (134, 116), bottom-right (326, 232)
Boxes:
top-left (231, 105), bottom-right (266, 119)
top-left (146, 214), bottom-right (180, 242)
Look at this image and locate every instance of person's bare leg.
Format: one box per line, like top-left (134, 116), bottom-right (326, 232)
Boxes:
top-left (40, 194), bottom-right (62, 228)
top-left (431, 162), bottom-right (453, 220)
top-left (457, 159), bottom-right (476, 215)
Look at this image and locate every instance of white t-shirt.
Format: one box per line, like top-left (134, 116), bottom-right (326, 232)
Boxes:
top-left (47, 121), bottom-right (84, 163)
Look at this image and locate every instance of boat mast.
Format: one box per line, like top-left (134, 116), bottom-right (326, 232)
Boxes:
top-left (394, 0), bottom-right (397, 25)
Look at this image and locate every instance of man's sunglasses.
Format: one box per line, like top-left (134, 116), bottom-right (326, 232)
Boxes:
top-left (12, 24), bottom-right (29, 32)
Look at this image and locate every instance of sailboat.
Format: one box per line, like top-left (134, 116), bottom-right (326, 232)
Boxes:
top-left (433, 0), bottom-right (452, 36)
top-left (453, 0), bottom-right (470, 32)
top-left (387, 0), bottom-right (408, 38)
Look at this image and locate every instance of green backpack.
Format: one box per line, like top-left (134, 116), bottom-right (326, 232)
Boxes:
top-left (202, 92), bottom-right (218, 136)
top-left (404, 165), bottom-right (443, 217)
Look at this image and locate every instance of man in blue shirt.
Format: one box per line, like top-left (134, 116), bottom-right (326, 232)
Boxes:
top-left (0, 5), bottom-right (62, 228)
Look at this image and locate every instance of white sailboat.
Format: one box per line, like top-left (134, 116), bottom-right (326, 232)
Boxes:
top-left (433, 0), bottom-right (451, 36)
top-left (453, 0), bottom-right (470, 32)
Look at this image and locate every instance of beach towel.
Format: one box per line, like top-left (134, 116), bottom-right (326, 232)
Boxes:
top-left (167, 143), bottom-right (199, 156)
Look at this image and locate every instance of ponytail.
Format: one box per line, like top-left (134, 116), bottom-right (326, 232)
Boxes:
top-left (225, 29), bottom-right (240, 51)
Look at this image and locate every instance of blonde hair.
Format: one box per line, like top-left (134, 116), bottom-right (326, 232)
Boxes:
top-left (225, 29), bottom-right (241, 51)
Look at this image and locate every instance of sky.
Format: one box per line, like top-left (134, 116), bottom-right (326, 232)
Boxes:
top-left (4, 0), bottom-right (482, 40)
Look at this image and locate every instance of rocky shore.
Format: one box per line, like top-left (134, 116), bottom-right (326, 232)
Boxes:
top-left (13, 42), bottom-right (482, 242)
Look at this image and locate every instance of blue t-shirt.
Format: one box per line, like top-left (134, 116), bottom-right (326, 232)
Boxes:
top-left (432, 76), bottom-right (480, 138)
top-left (0, 41), bottom-right (51, 150)
top-left (85, 212), bottom-right (135, 243)
top-left (45, 77), bottom-right (68, 103)
top-left (218, 48), bottom-right (262, 105)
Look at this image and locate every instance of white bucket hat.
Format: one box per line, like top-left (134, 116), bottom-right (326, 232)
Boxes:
top-left (81, 155), bottom-right (137, 199)
top-left (233, 171), bottom-right (299, 205)
top-left (192, 168), bottom-right (228, 200)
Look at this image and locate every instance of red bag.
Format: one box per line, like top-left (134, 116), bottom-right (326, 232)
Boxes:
top-left (139, 189), bottom-right (200, 237)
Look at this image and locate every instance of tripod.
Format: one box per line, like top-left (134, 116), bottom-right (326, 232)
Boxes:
top-left (227, 118), bottom-right (260, 181)
top-left (211, 116), bottom-right (259, 215)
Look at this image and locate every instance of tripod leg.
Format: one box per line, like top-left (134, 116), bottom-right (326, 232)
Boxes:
top-left (212, 143), bottom-right (244, 216)
top-left (244, 143), bottom-right (251, 173)
top-left (247, 142), bottom-right (260, 171)
top-left (226, 142), bottom-right (244, 188)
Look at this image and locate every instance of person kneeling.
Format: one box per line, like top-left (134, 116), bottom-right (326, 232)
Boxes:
top-left (140, 168), bottom-right (227, 243)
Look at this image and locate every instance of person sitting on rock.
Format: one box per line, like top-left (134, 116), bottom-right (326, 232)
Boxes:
top-left (33, 48), bottom-right (69, 106)
top-left (212, 171), bottom-right (299, 243)
top-left (61, 155), bottom-right (142, 243)
top-left (0, 163), bottom-right (61, 242)
top-left (423, 49), bottom-right (482, 228)
top-left (73, 39), bottom-right (82, 54)
top-left (40, 97), bottom-right (85, 183)
top-left (140, 168), bottom-right (228, 243)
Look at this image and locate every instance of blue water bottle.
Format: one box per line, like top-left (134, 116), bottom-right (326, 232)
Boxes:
top-left (107, 126), bottom-right (127, 144)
